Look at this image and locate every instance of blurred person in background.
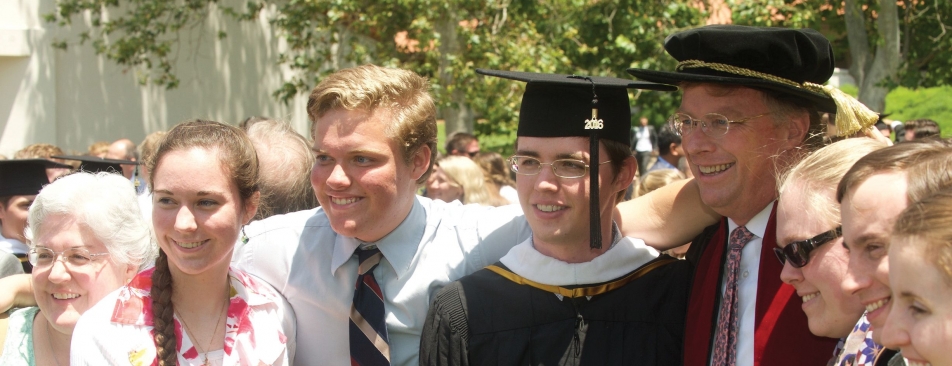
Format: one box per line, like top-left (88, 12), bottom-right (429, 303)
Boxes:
top-left (638, 169), bottom-right (685, 197)
top-left (445, 132), bottom-right (480, 158)
top-left (473, 151), bottom-right (518, 204)
top-left (875, 122), bottom-right (892, 141)
top-left (0, 160), bottom-right (66, 273)
top-left (649, 125), bottom-right (686, 173)
top-left (245, 119), bottom-right (320, 220)
top-left (14, 144), bottom-right (71, 182)
top-left (909, 119), bottom-right (940, 140)
top-left (426, 155), bottom-right (501, 206)
top-left (630, 116), bottom-right (658, 176)
top-left (86, 142), bottom-right (110, 158)
top-left (105, 139), bottom-right (145, 194)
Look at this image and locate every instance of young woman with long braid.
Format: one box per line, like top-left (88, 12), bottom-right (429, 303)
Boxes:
top-left (70, 120), bottom-right (295, 365)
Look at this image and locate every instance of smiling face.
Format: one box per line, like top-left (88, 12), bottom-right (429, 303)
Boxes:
top-left (425, 166), bottom-right (463, 203)
top-left (777, 185), bottom-right (864, 338)
top-left (0, 195), bottom-right (35, 242)
top-left (310, 107), bottom-right (429, 243)
top-left (881, 239), bottom-right (952, 366)
top-left (679, 85), bottom-right (805, 224)
top-left (840, 171), bottom-right (908, 343)
top-left (32, 214), bottom-right (136, 335)
top-left (514, 137), bottom-right (631, 256)
top-left (152, 147), bottom-right (256, 278)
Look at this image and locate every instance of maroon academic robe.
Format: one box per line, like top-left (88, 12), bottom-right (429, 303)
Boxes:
top-left (683, 203), bottom-right (838, 366)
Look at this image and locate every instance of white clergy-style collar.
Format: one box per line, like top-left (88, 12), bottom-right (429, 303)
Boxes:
top-left (499, 224), bottom-right (659, 287)
top-left (330, 198), bottom-right (426, 279)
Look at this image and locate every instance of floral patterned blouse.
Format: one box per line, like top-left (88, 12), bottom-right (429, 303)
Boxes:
top-left (70, 267), bottom-right (296, 366)
top-left (830, 313), bottom-right (884, 366)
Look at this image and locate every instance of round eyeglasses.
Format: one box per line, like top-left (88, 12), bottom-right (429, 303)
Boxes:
top-left (28, 247), bottom-right (110, 269)
top-left (667, 111), bottom-right (775, 137)
top-left (773, 226), bottom-right (842, 268)
top-left (507, 155), bottom-right (611, 179)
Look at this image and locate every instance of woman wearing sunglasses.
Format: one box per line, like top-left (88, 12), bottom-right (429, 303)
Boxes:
top-left (0, 172), bottom-right (155, 365)
top-left (775, 138), bottom-right (887, 365)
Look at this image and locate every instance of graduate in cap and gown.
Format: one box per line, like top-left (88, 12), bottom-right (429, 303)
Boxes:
top-left (420, 70), bottom-right (692, 366)
top-left (627, 25), bottom-right (880, 366)
top-left (0, 159), bottom-right (71, 273)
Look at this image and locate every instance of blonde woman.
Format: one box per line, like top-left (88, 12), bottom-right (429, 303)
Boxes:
top-left (426, 156), bottom-right (500, 206)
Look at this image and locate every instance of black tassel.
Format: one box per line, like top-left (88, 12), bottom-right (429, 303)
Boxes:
top-left (589, 127), bottom-right (601, 249)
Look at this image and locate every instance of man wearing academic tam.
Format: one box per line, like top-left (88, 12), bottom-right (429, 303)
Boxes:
top-left (627, 26), bottom-right (880, 366)
top-left (420, 70), bottom-right (693, 365)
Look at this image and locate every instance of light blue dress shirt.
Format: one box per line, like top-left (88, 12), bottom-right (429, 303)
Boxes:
top-left (232, 196), bottom-right (529, 366)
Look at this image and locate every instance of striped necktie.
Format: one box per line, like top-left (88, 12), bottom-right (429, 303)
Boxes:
top-left (349, 247), bottom-right (391, 366)
top-left (711, 226), bottom-right (756, 366)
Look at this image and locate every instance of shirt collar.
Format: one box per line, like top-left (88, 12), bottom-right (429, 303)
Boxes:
top-left (330, 198), bottom-right (426, 279)
top-left (727, 201), bottom-right (774, 239)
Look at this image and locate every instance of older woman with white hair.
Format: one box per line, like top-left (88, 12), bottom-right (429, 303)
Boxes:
top-left (0, 172), bottom-right (156, 365)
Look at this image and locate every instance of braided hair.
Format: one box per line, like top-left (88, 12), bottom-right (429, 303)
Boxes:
top-left (147, 120), bottom-right (260, 365)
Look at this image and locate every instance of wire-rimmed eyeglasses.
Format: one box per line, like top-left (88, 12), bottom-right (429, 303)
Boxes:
top-left (507, 155), bottom-right (611, 179)
top-left (667, 111), bottom-right (775, 137)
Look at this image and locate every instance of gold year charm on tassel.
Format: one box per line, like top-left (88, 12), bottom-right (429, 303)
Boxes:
top-left (584, 108), bottom-right (604, 130)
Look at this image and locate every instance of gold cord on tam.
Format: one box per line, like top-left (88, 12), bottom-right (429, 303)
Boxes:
top-left (677, 60), bottom-right (879, 136)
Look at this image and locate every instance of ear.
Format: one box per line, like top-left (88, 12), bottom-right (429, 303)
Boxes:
top-left (669, 142), bottom-right (680, 156)
top-left (122, 262), bottom-right (139, 284)
top-left (782, 110), bottom-right (810, 149)
top-left (612, 156), bottom-right (638, 194)
top-left (241, 191), bottom-right (261, 225)
top-left (410, 144), bottom-right (432, 182)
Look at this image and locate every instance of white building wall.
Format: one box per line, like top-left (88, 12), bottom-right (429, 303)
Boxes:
top-left (0, 0), bottom-right (311, 157)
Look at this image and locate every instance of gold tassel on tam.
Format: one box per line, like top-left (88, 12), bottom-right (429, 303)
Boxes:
top-left (803, 83), bottom-right (879, 137)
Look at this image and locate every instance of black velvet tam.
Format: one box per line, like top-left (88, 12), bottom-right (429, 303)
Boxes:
top-left (476, 69), bottom-right (676, 146)
top-left (628, 25), bottom-right (837, 112)
top-left (53, 155), bottom-right (135, 175)
top-left (0, 159), bottom-right (64, 196)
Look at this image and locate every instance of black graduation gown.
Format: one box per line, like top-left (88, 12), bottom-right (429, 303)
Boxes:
top-left (420, 256), bottom-right (692, 366)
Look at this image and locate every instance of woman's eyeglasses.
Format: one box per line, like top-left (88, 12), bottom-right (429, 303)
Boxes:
top-left (28, 247), bottom-right (110, 268)
top-left (773, 226), bottom-right (842, 268)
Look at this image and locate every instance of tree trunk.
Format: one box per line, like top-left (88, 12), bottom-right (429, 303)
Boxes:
top-left (844, 0), bottom-right (902, 113)
top-left (436, 15), bottom-right (474, 136)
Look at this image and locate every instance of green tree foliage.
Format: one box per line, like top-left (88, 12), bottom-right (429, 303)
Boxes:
top-left (46, 0), bottom-right (707, 152)
top-left (730, 0), bottom-right (952, 112)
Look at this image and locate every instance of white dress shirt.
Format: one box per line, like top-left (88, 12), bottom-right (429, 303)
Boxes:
top-left (232, 196), bottom-right (529, 366)
top-left (710, 203), bottom-right (773, 366)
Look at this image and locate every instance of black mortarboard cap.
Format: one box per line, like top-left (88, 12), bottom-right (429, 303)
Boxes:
top-left (52, 155), bottom-right (136, 174)
top-left (0, 159), bottom-right (66, 197)
top-left (477, 69), bottom-right (676, 249)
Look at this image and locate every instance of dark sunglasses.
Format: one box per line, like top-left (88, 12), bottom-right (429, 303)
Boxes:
top-left (773, 226), bottom-right (842, 268)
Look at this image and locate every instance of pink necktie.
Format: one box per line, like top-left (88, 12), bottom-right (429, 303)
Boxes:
top-left (711, 226), bottom-right (756, 366)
